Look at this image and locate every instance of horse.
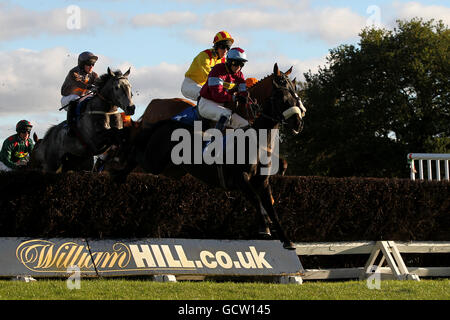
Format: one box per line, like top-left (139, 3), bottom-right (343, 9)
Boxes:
top-left (136, 73), bottom-right (295, 175)
top-left (30, 67), bottom-right (135, 173)
top-left (112, 63), bottom-right (306, 249)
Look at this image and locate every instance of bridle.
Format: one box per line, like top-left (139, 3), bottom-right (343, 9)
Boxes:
top-left (254, 77), bottom-right (306, 125)
top-left (86, 76), bottom-right (131, 116)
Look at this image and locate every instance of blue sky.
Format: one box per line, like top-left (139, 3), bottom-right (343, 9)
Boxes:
top-left (0, 0), bottom-right (449, 140)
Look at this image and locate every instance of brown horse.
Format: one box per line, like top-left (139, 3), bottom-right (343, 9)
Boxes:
top-left (137, 73), bottom-right (295, 174)
top-left (112, 63), bottom-right (306, 249)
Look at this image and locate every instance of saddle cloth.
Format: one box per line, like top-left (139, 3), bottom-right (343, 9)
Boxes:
top-left (171, 106), bottom-right (201, 126)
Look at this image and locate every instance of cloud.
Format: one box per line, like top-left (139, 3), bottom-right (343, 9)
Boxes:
top-left (131, 11), bottom-right (198, 27)
top-left (0, 47), bottom-right (117, 115)
top-left (201, 7), bottom-right (366, 44)
top-left (0, 3), bottom-right (104, 41)
top-left (392, 1), bottom-right (450, 25)
top-left (0, 47), bottom-right (187, 139)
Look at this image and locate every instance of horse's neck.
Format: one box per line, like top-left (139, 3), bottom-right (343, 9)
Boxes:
top-left (248, 75), bottom-right (273, 104)
top-left (248, 75), bottom-right (278, 130)
top-left (88, 90), bottom-right (115, 112)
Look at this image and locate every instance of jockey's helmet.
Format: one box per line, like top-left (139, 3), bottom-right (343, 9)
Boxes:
top-left (78, 51), bottom-right (98, 68)
top-left (227, 47), bottom-right (248, 68)
top-left (213, 31), bottom-right (234, 49)
top-left (16, 120), bottom-right (32, 133)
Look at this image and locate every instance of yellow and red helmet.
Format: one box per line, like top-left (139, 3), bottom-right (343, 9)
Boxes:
top-left (213, 31), bottom-right (234, 45)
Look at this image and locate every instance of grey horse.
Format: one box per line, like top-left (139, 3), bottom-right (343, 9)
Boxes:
top-left (31, 67), bottom-right (135, 172)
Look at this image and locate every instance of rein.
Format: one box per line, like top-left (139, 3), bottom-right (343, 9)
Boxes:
top-left (84, 93), bottom-right (120, 116)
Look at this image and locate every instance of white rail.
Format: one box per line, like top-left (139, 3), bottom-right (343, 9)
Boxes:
top-left (407, 153), bottom-right (450, 181)
top-left (295, 241), bottom-right (450, 280)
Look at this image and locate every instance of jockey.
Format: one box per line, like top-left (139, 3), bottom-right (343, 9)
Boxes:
top-left (0, 120), bottom-right (34, 171)
top-left (198, 47), bottom-right (249, 131)
top-left (61, 51), bottom-right (99, 136)
top-left (181, 31), bottom-right (234, 101)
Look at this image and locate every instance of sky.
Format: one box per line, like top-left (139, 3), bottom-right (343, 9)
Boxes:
top-left (0, 0), bottom-right (449, 140)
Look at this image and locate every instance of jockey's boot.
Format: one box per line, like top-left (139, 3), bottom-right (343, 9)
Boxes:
top-left (215, 114), bottom-right (231, 133)
top-left (93, 158), bottom-right (106, 172)
top-left (66, 100), bottom-right (77, 137)
top-left (204, 114), bottom-right (231, 149)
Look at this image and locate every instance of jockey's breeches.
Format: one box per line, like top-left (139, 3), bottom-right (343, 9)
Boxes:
top-left (198, 97), bottom-right (249, 129)
top-left (61, 94), bottom-right (80, 110)
top-left (181, 77), bottom-right (202, 101)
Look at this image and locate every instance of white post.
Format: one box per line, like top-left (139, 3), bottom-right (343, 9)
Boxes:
top-left (427, 159), bottom-right (432, 181)
top-left (436, 160), bottom-right (441, 181)
top-left (445, 160), bottom-right (449, 180)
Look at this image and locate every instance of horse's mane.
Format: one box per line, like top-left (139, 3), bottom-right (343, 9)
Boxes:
top-left (94, 70), bottom-right (123, 88)
top-left (247, 73), bottom-right (274, 101)
top-left (43, 124), bottom-right (59, 140)
top-left (252, 73), bottom-right (274, 90)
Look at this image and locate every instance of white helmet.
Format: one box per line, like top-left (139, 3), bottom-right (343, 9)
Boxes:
top-left (227, 47), bottom-right (248, 62)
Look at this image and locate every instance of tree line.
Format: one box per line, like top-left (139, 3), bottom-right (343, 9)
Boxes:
top-left (281, 18), bottom-right (449, 178)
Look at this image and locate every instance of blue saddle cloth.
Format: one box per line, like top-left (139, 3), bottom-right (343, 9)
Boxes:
top-left (171, 106), bottom-right (200, 126)
top-left (171, 106), bottom-right (230, 154)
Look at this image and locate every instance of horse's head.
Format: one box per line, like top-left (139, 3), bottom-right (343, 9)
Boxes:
top-left (270, 63), bottom-right (306, 135)
top-left (28, 133), bottom-right (43, 170)
top-left (98, 67), bottom-right (136, 116)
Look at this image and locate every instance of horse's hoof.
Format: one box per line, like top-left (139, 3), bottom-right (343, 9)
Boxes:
top-left (283, 241), bottom-right (296, 250)
top-left (258, 227), bottom-right (271, 237)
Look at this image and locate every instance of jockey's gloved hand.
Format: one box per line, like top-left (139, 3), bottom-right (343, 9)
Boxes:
top-left (87, 84), bottom-right (97, 92)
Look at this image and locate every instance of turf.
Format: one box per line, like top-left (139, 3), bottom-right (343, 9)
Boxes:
top-left (0, 278), bottom-right (448, 300)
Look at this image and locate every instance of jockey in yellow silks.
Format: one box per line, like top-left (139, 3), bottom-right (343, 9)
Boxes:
top-left (181, 31), bottom-right (234, 101)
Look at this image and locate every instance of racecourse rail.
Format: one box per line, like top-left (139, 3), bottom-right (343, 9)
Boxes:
top-left (295, 241), bottom-right (450, 281)
top-left (408, 153), bottom-right (450, 181)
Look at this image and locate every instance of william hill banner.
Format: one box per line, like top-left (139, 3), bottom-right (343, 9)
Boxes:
top-left (0, 238), bottom-right (304, 277)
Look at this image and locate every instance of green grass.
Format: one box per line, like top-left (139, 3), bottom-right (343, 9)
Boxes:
top-left (0, 278), bottom-right (448, 300)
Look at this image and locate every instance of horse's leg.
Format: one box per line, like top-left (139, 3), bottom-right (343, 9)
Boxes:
top-left (237, 172), bottom-right (272, 238)
top-left (279, 156), bottom-right (288, 176)
top-left (252, 176), bottom-right (295, 250)
top-left (110, 147), bottom-right (138, 183)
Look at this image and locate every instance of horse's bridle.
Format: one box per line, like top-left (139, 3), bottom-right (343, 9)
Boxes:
top-left (86, 76), bottom-right (131, 116)
top-left (259, 82), bottom-right (306, 125)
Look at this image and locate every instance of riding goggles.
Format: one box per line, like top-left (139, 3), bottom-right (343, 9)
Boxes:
top-left (230, 60), bottom-right (245, 68)
top-left (218, 44), bottom-right (231, 50)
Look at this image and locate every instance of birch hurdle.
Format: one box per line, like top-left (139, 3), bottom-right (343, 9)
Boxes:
top-left (295, 241), bottom-right (450, 281)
